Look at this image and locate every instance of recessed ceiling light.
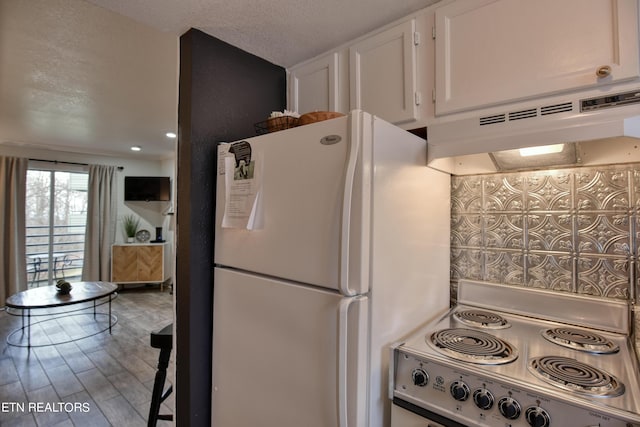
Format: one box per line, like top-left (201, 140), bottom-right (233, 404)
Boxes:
top-left (166, 132), bottom-right (177, 138)
top-left (131, 145), bottom-right (142, 151)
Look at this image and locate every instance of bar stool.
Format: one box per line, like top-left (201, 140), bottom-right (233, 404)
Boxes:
top-left (148, 323), bottom-right (173, 426)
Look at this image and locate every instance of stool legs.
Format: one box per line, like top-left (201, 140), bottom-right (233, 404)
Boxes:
top-left (147, 347), bottom-right (173, 426)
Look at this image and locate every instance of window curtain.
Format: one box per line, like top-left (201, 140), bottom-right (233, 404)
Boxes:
top-left (0, 156), bottom-right (28, 305)
top-left (82, 164), bottom-right (117, 281)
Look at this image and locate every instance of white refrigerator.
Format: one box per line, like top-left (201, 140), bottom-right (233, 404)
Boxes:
top-left (212, 110), bottom-right (450, 427)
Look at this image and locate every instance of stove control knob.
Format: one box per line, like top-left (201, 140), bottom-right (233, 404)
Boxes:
top-left (472, 388), bottom-right (494, 410)
top-left (411, 368), bottom-right (429, 387)
top-left (525, 406), bottom-right (551, 427)
top-left (450, 381), bottom-right (470, 401)
top-left (498, 397), bottom-right (521, 420)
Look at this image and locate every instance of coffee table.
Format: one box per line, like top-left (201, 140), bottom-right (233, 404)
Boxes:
top-left (5, 281), bottom-right (118, 348)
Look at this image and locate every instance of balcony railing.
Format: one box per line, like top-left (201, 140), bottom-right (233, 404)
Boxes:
top-left (26, 224), bottom-right (85, 287)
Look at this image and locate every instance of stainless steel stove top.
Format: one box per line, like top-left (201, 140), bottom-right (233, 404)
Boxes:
top-left (391, 280), bottom-right (640, 426)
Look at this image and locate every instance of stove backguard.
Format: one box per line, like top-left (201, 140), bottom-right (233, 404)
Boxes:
top-left (457, 279), bottom-right (630, 334)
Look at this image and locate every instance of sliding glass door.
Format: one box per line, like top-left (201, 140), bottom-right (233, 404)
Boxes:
top-left (25, 168), bottom-right (88, 287)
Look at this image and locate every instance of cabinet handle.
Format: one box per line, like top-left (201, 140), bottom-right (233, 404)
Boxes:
top-left (596, 65), bottom-right (612, 78)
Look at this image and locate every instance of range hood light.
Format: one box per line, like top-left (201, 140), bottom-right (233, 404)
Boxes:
top-left (489, 143), bottom-right (578, 171)
top-left (519, 144), bottom-right (565, 157)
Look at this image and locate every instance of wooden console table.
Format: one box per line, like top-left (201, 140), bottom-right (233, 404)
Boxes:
top-left (111, 243), bottom-right (171, 289)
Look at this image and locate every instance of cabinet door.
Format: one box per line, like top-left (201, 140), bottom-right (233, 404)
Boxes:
top-left (137, 245), bottom-right (163, 281)
top-left (289, 53), bottom-right (339, 114)
top-left (350, 19), bottom-right (418, 124)
top-left (435, 0), bottom-right (640, 115)
top-left (111, 246), bottom-right (138, 282)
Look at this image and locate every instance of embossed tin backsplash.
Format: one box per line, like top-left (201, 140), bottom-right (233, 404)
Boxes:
top-left (450, 164), bottom-right (640, 303)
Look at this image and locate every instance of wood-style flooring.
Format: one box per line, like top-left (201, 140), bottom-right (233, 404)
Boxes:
top-left (0, 286), bottom-right (174, 427)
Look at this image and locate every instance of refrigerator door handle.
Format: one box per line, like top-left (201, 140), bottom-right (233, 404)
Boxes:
top-left (338, 296), bottom-right (353, 427)
top-left (339, 113), bottom-right (361, 297)
top-left (338, 294), bottom-right (367, 427)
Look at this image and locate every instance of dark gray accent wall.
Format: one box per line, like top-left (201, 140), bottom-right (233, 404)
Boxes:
top-left (176, 28), bottom-right (286, 426)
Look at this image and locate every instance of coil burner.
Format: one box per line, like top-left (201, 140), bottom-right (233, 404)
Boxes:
top-left (428, 328), bottom-right (518, 365)
top-left (453, 309), bottom-right (510, 329)
top-left (541, 327), bottom-right (619, 354)
top-left (528, 356), bottom-right (625, 397)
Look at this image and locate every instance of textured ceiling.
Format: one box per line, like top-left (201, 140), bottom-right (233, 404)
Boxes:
top-left (0, 0), bottom-right (441, 160)
top-left (0, 0), bottom-right (178, 159)
top-left (86, 0), bottom-right (443, 67)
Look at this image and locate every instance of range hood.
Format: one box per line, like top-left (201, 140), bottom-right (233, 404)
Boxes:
top-left (426, 88), bottom-right (640, 163)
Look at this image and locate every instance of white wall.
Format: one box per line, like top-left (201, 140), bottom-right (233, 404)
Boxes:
top-left (116, 156), bottom-right (176, 244)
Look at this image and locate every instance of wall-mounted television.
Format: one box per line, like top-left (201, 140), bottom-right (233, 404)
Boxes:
top-left (124, 176), bottom-right (171, 201)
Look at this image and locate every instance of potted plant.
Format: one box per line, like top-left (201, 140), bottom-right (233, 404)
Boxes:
top-left (122, 214), bottom-right (140, 243)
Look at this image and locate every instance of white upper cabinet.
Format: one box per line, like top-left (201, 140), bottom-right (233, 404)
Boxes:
top-left (289, 52), bottom-right (340, 114)
top-left (288, 10), bottom-right (434, 128)
top-left (349, 19), bottom-right (420, 125)
top-left (434, 0), bottom-right (640, 116)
